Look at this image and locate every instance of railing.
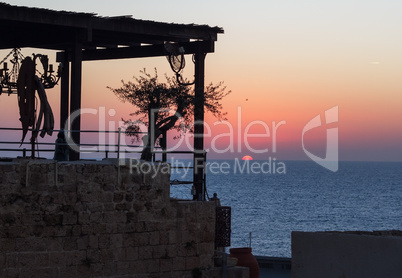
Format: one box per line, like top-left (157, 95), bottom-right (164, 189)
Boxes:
top-left (0, 126), bottom-right (207, 200)
top-left (0, 127), bottom-right (146, 159)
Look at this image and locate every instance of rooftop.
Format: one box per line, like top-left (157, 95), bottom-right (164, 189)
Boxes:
top-left (0, 2), bottom-right (223, 51)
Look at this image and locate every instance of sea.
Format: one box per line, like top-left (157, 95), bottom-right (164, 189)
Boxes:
top-left (170, 159), bottom-right (402, 258)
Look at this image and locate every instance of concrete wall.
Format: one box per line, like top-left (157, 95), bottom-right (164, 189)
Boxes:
top-left (0, 159), bottom-right (216, 277)
top-left (291, 230), bottom-right (402, 278)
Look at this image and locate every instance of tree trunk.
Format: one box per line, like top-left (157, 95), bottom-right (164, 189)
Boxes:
top-left (140, 130), bottom-right (162, 161)
top-left (140, 111), bottom-right (181, 161)
top-left (140, 137), bottom-right (153, 161)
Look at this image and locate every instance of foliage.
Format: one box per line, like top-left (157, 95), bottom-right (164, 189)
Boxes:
top-left (108, 68), bottom-right (230, 160)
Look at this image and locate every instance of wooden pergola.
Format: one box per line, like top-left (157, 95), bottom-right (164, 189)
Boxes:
top-left (0, 3), bottom-right (224, 200)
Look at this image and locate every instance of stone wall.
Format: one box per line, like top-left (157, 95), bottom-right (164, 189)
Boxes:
top-left (0, 159), bottom-right (216, 277)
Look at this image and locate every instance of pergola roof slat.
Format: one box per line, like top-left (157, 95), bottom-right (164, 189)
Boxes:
top-left (0, 2), bottom-right (223, 51)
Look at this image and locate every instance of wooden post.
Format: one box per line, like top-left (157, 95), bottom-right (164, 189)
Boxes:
top-left (69, 42), bottom-right (83, 161)
top-left (60, 51), bottom-right (70, 130)
top-left (193, 50), bottom-right (206, 201)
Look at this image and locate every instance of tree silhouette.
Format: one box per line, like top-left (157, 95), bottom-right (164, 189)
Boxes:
top-left (108, 69), bottom-right (230, 161)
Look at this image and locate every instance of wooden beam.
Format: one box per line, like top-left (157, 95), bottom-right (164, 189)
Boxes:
top-left (56, 41), bottom-right (214, 62)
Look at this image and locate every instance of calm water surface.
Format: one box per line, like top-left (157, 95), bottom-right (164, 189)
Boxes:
top-left (171, 160), bottom-right (402, 257)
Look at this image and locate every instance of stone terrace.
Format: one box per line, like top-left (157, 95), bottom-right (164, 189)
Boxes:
top-left (0, 159), bottom-right (218, 277)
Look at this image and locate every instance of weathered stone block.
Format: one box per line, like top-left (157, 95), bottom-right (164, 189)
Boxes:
top-left (58, 266), bottom-right (78, 278)
top-left (88, 235), bottom-right (98, 249)
top-left (98, 234), bottom-right (110, 249)
top-left (125, 192), bottom-right (134, 202)
top-left (149, 231), bottom-right (160, 246)
top-left (126, 211), bottom-right (138, 224)
top-left (143, 258), bottom-right (160, 273)
top-left (160, 257), bottom-right (173, 272)
top-left (86, 203), bottom-right (103, 213)
top-left (79, 190), bottom-right (100, 203)
top-left (80, 224), bottom-right (92, 236)
top-left (103, 211), bottom-right (127, 223)
top-left (92, 223), bottom-right (107, 234)
top-left (0, 162), bottom-right (17, 172)
top-left (18, 253), bottom-right (40, 268)
top-left (43, 214), bottom-right (63, 226)
top-left (6, 253), bottom-right (17, 268)
top-left (105, 223), bottom-right (117, 234)
top-left (3, 268), bottom-right (20, 278)
top-left (0, 252), bottom-right (6, 269)
top-left (77, 263), bottom-right (94, 278)
top-left (87, 263), bottom-right (104, 276)
top-left (86, 249), bottom-right (101, 263)
top-left (21, 213), bottom-right (41, 225)
top-left (166, 244), bottom-right (177, 258)
top-left (0, 239), bottom-right (15, 252)
top-left (168, 230), bottom-right (178, 245)
top-left (138, 246), bottom-right (153, 259)
top-left (89, 211), bottom-right (102, 222)
top-left (61, 182), bottom-right (77, 192)
top-left (114, 202), bottom-right (131, 211)
top-left (199, 253), bottom-right (214, 269)
top-left (62, 237), bottom-right (78, 251)
top-left (159, 230), bottom-right (169, 245)
top-left (19, 268), bottom-right (58, 278)
top-left (102, 164), bottom-right (116, 174)
top-left (185, 256), bottom-right (201, 270)
top-left (110, 233), bottom-right (123, 248)
top-left (102, 262), bottom-right (117, 276)
top-left (103, 202), bottom-right (115, 211)
top-left (114, 247), bottom-right (126, 261)
top-left (199, 242), bottom-right (214, 256)
top-left (100, 246), bottom-right (117, 262)
top-left (62, 212), bottom-right (77, 225)
top-left (5, 172), bottom-right (21, 186)
top-left (152, 245), bottom-right (167, 259)
top-left (15, 237), bottom-right (47, 252)
top-left (72, 225), bottom-right (82, 236)
top-left (134, 233), bottom-right (149, 246)
top-left (69, 250), bottom-right (87, 266)
top-left (48, 251), bottom-right (66, 266)
top-left (36, 252), bottom-right (50, 267)
top-left (126, 246), bottom-right (139, 260)
top-left (77, 235), bottom-right (89, 250)
top-left (113, 192), bottom-right (124, 202)
top-left (172, 257), bottom-right (186, 271)
top-left (104, 172), bottom-right (118, 185)
top-left (116, 261), bottom-right (130, 275)
top-left (122, 233), bottom-right (135, 247)
top-left (128, 260), bottom-right (145, 274)
top-left (97, 191), bottom-right (113, 203)
top-left (42, 225), bottom-right (65, 237)
top-left (102, 183), bottom-right (115, 192)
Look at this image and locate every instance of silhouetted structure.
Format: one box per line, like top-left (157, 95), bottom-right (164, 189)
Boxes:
top-left (0, 3), bottom-right (224, 200)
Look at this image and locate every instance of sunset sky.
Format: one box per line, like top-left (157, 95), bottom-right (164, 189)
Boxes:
top-left (1, 0), bottom-right (402, 161)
